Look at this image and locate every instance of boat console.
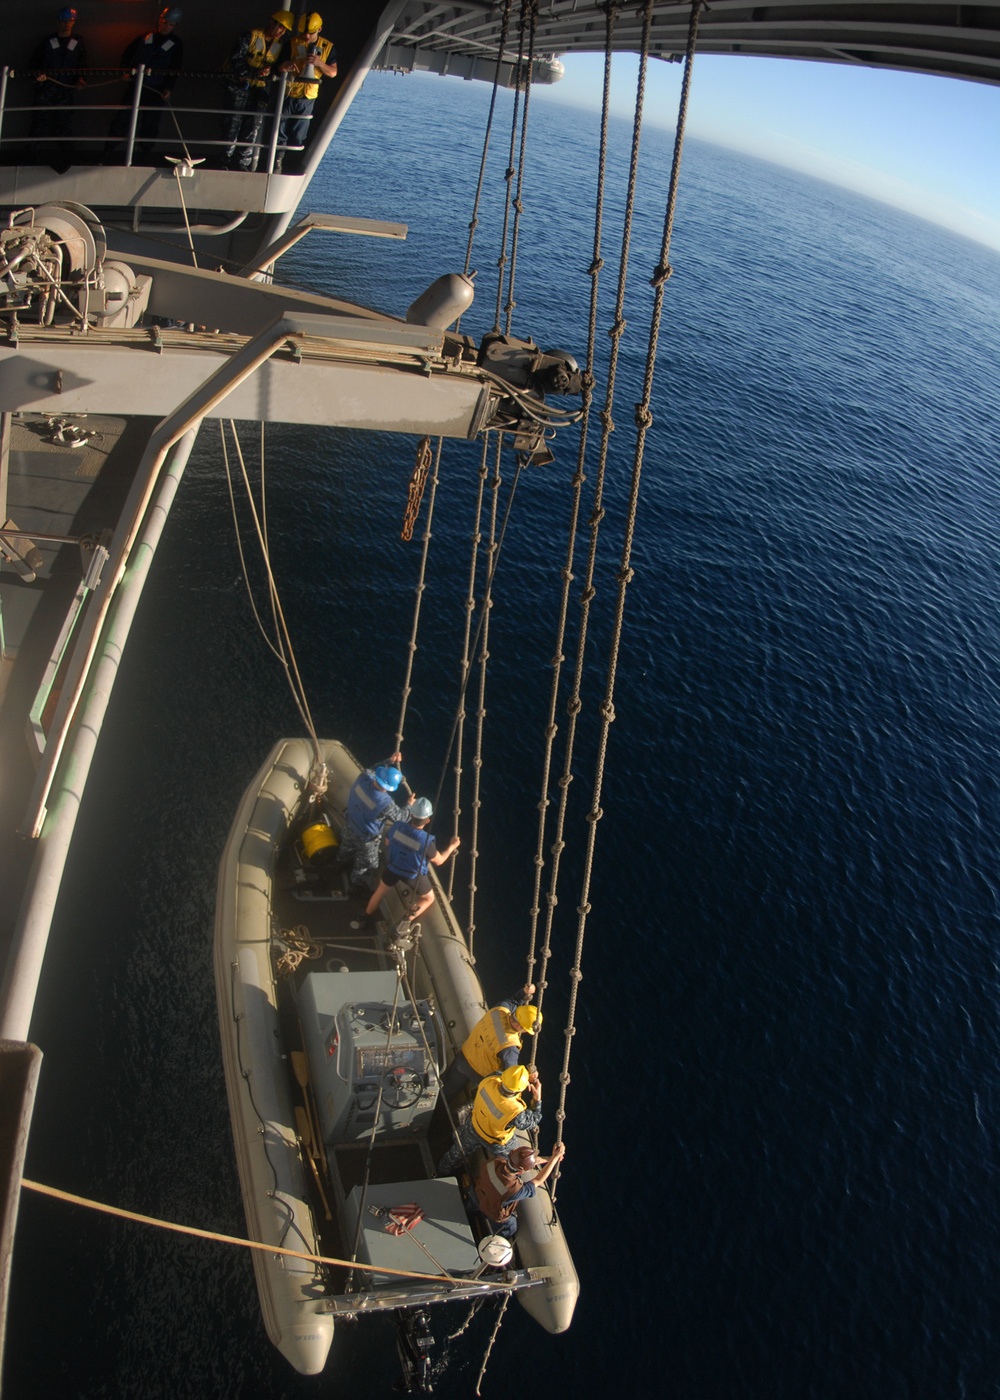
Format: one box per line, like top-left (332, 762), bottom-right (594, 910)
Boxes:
top-left (297, 970), bottom-right (442, 1144)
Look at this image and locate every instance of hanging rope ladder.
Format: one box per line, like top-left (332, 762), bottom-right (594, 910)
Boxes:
top-left (543, 0), bottom-right (705, 1205)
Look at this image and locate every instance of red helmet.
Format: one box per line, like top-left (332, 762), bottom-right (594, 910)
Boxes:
top-left (508, 1146), bottom-right (537, 1171)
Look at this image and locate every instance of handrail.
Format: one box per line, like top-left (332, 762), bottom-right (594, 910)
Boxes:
top-left (0, 64), bottom-right (311, 169)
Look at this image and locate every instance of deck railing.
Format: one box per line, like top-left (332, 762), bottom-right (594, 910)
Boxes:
top-left (0, 65), bottom-right (311, 174)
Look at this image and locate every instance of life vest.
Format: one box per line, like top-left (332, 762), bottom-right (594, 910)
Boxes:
top-left (462, 1007), bottom-right (522, 1079)
top-left (44, 35), bottom-right (82, 70)
top-left (346, 772), bottom-right (393, 839)
top-left (287, 33), bottom-right (334, 101)
top-left (474, 1155), bottom-right (524, 1222)
top-left (242, 28), bottom-right (285, 88)
top-left (386, 823), bottom-right (433, 880)
top-left (135, 33), bottom-right (179, 71)
top-left (471, 1073), bottom-right (525, 1147)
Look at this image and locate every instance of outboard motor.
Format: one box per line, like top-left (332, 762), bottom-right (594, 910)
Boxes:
top-left (393, 1308), bottom-right (436, 1393)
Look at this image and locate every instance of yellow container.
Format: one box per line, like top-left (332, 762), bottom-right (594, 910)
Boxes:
top-left (301, 821), bottom-right (338, 865)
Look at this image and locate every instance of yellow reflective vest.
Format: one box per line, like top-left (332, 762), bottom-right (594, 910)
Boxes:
top-left (287, 34), bottom-right (334, 101)
top-left (471, 1072), bottom-right (526, 1147)
top-left (462, 1007), bottom-right (522, 1078)
top-left (244, 29), bottom-right (286, 88)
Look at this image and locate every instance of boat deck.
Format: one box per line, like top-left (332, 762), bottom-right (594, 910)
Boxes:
top-left (269, 830), bottom-right (478, 1290)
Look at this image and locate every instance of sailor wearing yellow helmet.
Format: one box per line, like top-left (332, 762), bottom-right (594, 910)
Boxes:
top-left (221, 9), bottom-right (295, 170)
top-left (441, 981), bottom-right (542, 1099)
top-left (437, 1063), bottom-right (543, 1175)
top-left (276, 12), bottom-right (338, 172)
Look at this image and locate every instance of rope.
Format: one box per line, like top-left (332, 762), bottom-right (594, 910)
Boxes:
top-left (447, 1297), bottom-right (486, 1340)
top-left (475, 1294), bottom-right (510, 1397)
top-left (396, 436), bottom-right (442, 755)
top-left (550, 0), bottom-right (704, 1207)
top-left (525, 0), bottom-right (618, 991)
top-left (434, 456), bottom-right (526, 939)
top-left (346, 968), bottom-right (406, 1290)
top-left (466, 435), bottom-right (504, 956)
top-left (18, 1179), bottom-right (505, 1287)
top-left (274, 924), bottom-right (323, 977)
top-left (219, 418), bottom-right (323, 775)
top-left (397, 937), bottom-right (469, 1163)
top-left (441, 433), bottom-right (488, 906)
top-left (172, 158), bottom-right (199, 270)
top-left (533, 0), bottom-right (652, 1083)
top-left (491, 2), bottom-right (528, 334)
top-left (463, 0), bottom-right (513, 278)
top-left (504, 0), bottom-right (539, 336)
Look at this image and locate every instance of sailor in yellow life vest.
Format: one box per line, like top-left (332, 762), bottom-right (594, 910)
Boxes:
top-left (441, 982), bottom-right (541, 1100)
top-left (437, 1063), bottom-right (543, 1175)
top-left (222, 9), bottom-right (294, 171)
top-left (276, 12), bottom-right (337, 172)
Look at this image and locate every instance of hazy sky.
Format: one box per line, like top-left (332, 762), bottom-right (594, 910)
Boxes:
top-left (537, 53), bottom-right (1000, 253)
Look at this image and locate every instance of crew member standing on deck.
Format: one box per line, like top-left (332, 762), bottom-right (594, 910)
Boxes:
top-left (441, 983), bottom-right (541, 1099)
top-left (30, 7), bottom-right (88, 168)
top-left (276, 11), bottom-right (337, 172)
top-left (106, 8), bottom-right (184, 165)
top-left (221, 10), bottom-right (294, 171)
top-left (437, 1064), bottom-right (543, 1174)
top-left (364, 798), bottom-right (460, 932)
top-left (341, 753), bottom-right (415, 894)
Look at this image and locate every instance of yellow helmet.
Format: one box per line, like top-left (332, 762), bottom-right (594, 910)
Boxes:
top-left (514, 1005), bottom-right (541, 1034)
top-left (271, 10), bottom-right (295, 30)
top-left (500, 1065), bottom-right (529, 1094)
top-left (300, 11), bottom-right (323, 31)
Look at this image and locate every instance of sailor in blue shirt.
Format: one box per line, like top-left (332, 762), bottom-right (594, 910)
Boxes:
top-left (106, 7), bottom-right (184, 164)
top-left (341, 754), bottom-right (414, 892)
top-left (364, 797), bottom-right (460, 929)
top-left (30, 7), bottom-right (88, 156)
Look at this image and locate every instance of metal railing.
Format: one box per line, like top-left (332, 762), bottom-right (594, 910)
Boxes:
top-left (0, 65), bottom-right (311, 173)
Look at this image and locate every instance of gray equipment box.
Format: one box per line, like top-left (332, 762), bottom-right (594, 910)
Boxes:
top-left (343, 1178), bottom-right (479, 1284)
top-left (299, 970), bottom-right (441, 1145)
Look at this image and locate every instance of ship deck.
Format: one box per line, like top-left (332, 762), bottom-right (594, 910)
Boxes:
top-left (0, 412), bottom-right (148, 953)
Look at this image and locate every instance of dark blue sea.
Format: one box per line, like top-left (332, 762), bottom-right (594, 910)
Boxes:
top-left (7, 72), bottom-right (1000, 1399)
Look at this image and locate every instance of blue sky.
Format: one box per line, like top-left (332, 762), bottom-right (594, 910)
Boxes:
top-left (537, 53), bottom-right (1000, 252)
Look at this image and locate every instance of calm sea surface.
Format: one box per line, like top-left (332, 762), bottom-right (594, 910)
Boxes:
top-left (6, 73), bottom-right (1000, 1399)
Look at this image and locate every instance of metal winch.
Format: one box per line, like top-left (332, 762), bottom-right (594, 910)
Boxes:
top-left (0, 202), bottom-right (150, 330)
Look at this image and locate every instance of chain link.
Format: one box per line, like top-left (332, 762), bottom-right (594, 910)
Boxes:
top-left (400, 434), bottom-right (433, 543)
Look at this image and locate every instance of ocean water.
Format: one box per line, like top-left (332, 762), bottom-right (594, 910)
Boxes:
top-left (6, 72), bottom-right (1000, 1399)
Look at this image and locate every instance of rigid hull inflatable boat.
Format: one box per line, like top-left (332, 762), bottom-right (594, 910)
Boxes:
top-left (214, 738), bottom-right (578, 1376)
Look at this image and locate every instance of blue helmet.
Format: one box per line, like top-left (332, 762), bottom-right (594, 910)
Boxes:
top-left (161, 6), bottom-right (183, 22)
top-left (58, 7), bottom-right (77, 20)
top-left (374, 765), bottom-right (402, 792)
top-left (410, 797), bottom-right (433, 820)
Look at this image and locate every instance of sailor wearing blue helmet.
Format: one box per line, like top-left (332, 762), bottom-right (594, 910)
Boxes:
top-left (364, 796), bottom-right (460, 931)
top-left (341, 750), bottom-right (415, 893)
top-left (106, 7), bottom-right (184, 164)
top-left (30, 6), bottom-right (88, 164)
